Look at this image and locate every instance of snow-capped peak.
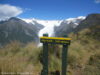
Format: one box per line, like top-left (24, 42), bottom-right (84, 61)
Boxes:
top-left (22, 18), bottom-right (62, 37)
top-left (23, 18), bottom-right (62, 26)
top-left (65, 16), bottom-right (86, 24)
top-left (22, 16), bottom-right (85, 37)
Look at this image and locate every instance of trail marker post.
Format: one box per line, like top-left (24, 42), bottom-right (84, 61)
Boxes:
top-left (40, 34), bottom-right (71, 75)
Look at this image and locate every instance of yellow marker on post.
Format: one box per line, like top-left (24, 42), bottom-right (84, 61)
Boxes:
top-left (40, 37), bottom-right (71, 44)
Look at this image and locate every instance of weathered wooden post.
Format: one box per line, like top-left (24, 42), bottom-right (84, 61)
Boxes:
top-left (41, 34), bottom-right (49, 75)
top-left (62, 43), bottom-right (69, 75)
top-left (40, 34), bottom-right (71, 75)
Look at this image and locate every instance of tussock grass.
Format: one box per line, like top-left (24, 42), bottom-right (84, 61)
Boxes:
top-left (67, 28), bottom-right (100, 75)
top-left (0, 41), bottom-right (42, 75)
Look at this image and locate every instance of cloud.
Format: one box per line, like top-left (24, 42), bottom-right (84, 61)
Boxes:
top-left (95, 0), bottom-right (100, 3)
top-left (0, 4), bottom-right (23, 20)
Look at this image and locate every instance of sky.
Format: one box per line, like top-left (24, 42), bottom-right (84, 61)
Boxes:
top-left (0, 0), bottom-right (100, 20)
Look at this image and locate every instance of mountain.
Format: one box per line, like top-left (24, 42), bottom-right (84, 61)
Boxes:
top-left (54, 16), bottom-right (85, 37)
top-left (54, 14), bottom-right (100, 37)
top-left (23, 18), bottom-right (62, 37)
top-left (1, 14), bottom-right (98, 46)
top-left (75, 13), bottom-right (100, 32)
top-left (23, 17), bottom-right (85, 37)
top-left (0, 17), bottom-right (44, 46)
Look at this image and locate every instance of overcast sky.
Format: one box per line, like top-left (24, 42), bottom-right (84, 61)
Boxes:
top-left (0, 0), bottom-right (100, 20)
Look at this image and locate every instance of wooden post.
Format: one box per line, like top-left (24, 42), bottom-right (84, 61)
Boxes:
top-left (41, 43), bottom-right (48, 75)
top-left (61, 44), bottom-right (68, 75)
top-left (41, 34), bottom-right (49, 75)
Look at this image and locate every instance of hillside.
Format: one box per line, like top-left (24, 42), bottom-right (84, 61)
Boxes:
top-left (67, 24), bottom-right (100, 75)
top-left (0, 17), bottom-right (44, 46)
top-left (0, 22), bottom-right (99, 75)
top-left (75, 14), bottom-right (100, 32)
top-left (53, 14), bottom-right (100, 74)
top-left (0, 14), bottom-right (100, 75)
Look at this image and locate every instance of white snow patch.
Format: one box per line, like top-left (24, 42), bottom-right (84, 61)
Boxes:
top-left (22, 18), bottom-right (35, 24)
top-left (65, 16), bottom-right (86, 24)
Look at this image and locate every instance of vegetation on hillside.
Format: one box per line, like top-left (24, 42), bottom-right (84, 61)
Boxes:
top-left (0, 42), bottom-right (42, 75)
top-left (67, 26), bottom-right (100, 75)
top-left (0, 25), bottom-right (100, 75)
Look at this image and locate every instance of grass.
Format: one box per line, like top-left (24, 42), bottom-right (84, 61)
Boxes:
top-left (0, 27), bottom-right (100, 75)
top-left (67, 28), bottom-right (100, 75)
top-left (0, 41), bottom-right (42, 75)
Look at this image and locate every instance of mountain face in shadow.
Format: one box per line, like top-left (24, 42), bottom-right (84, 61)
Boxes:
top-left (54, 13), bottom-right (100, 37)
top-left (0, 17), bottom-right (44, 46)
top-left (74, 14), bottom-right (100, 32)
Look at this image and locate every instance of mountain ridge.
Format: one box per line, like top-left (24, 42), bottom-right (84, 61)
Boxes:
top-left (22, 16), bottom-right (85, 37)
top-left (54, 13), bottom-right (100, 37)
top-left (0, 14), bottom-right (99, 46)
top-left (75, 14), bottom-right (100, 32)
top-left (0, 17), bottom-right (44, 46)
